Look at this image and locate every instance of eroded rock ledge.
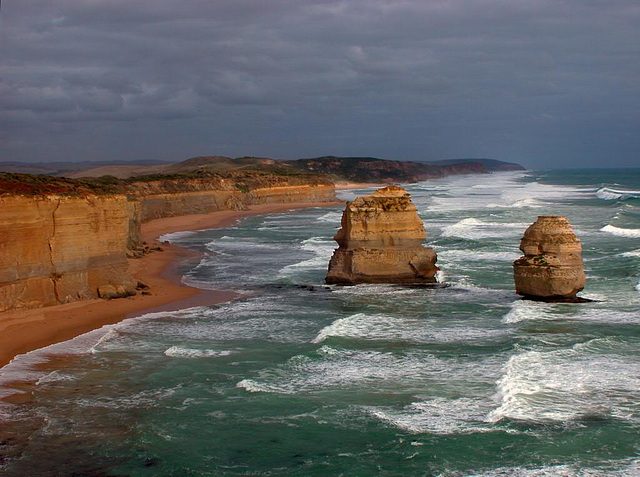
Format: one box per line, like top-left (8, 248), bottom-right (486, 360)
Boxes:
top-left (326, 186), bottom-right (438, 284)
top-left (513, 215), bottom-right (587, 301)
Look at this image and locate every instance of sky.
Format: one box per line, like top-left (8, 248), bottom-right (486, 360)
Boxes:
top-left (1, 1), bottom-right (638, 169)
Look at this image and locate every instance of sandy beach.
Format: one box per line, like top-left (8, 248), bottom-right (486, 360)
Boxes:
top-left (0, 201), bottom-right (341, 369)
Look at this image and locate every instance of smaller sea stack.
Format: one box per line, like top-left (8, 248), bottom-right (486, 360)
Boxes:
top-left (513, 216), bottom-right (586, 301)
top-left (326, 186), bottom-right (438, 284)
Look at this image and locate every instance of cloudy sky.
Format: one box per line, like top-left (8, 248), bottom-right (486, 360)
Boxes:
top-left (1, 1), bottom-right (638, 168)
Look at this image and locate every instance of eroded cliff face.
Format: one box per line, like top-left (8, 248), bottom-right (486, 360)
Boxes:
top-left (0, 180), bottom-right (336, 312)
top-left (136, 184), bottom-right (335, 221)
top-left (249, 185), bottom-right (335, 205)
top-left (513, 216), bottom-right (586, 300)
top-left (0, 195), bottom-right (135, 311)
top-left (326, 186), bottom-right (438, 284)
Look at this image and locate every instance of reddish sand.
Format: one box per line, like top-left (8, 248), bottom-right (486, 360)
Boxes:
top-left (0, 201), bottom-right (340, 368)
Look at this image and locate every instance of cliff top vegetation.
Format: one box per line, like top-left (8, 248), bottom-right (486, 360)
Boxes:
top-left (0, 168), bottom-right (332, 197)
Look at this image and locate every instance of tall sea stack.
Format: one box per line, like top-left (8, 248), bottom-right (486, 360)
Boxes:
top-left (513, 216), bottom-right (586, 301)
top-left (326, 186), bottom-right (438, 284)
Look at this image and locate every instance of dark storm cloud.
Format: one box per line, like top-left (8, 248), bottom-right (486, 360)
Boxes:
top-left (1, 0), bottom-right (639, 167)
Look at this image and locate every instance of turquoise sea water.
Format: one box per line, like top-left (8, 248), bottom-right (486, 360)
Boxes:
top-left (1, 169), bottom-right (639, 476)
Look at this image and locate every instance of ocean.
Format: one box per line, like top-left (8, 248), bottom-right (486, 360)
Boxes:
top-left (1, 169), bottom-right (639, 476)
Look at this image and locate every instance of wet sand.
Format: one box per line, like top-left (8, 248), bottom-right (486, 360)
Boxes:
top-left (0, 201), bottom-right (341, 369)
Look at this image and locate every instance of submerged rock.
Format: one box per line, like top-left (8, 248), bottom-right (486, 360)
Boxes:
top-left (513, 216), bottom-right (586, 301)
top-left (326, 186), bottom-right (438, 284)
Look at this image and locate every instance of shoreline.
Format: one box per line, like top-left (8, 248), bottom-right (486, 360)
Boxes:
top-left (0, 200), bottom-right (341, 371)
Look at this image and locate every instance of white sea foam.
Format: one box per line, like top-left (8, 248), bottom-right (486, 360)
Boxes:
top-left (365, 397), bottom-right (496, 434)
top-left (279, 236), bottom-right (336, 276)
top-left (504, 301), bottom-right (639, 325)
top-left (502, 301), bottom-right (558, 324)
top-left (164, 346), bottom-right (234, 358)
top-left (330, 283), bottom-right (424, 297)
top-left (468, 459), bottom-right (640, 476)
top-left (312, 313), bottom-right (385, 343)
top-left (596, 187), bottom-right (640, 200)
top-left (440, 218), bottom-right (527, 240)
top-left (35, 370), bottom-right (78, 386)
top-left (312, 313), bottom-right (509, 344)
top-left (300, 236), bottom-right (334, 253)
top-left (486, 198), bottom-right (543, 209)
top-left (444, 281), bottom-right (516, 303)
top-left (129, 297), bottom-right (319, 343)
top-left (158, 230), bottom-right (198, 242)
top-left (235, 346), bottom-right (501, 396)
top-left (71, 386), bottom-right (181, 412)
top-left (439, 249), bottom-right (520, 262)
top-left (85, 308), bottom-right (213, 354)
top-left (620, 249), bottom-right (640, 258)
top-left (601, 225), bottom-right (640, 238)
top-left (206, 237), bottom-right (283, 252)
top-left (428, 175), bottom-right (588, 212)
top-left (236, 346), bottom-right (436, 394)
top-left (236, 379), bottom-right (280, 393)
top-left (0, 326), bottom-right (115, 399)
top-left (489, 347), bottom-right (640, 424)
top-left (89, 328), bottom-right (121, 353)
top-left (316, 211), bottom-right (342, 223)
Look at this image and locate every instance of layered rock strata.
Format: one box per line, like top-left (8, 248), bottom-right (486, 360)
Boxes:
top-left (135, 184), bottom-right (335, 221)
top-left (0, 195), bottom-right (136, 311)
top-left (326, 186), bottom-right (438, 284)
top-left (513, 216), bottom-right (586, 301)
top-left (0, 183), bottom-right (336, 312)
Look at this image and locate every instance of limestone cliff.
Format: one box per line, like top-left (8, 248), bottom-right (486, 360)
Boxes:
top-left (135, 183), bottom-right (334, 221)
top-left (326, 186), bottom-right (438, 284)
top-left (513, 216), bottom-right (586, 301)
top-left (0, 173), bottom-right (336, 312)
top-left (0, 195), bottom-right (136, 311)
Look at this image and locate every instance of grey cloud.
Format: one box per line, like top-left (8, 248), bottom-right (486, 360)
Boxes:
top-left (0, 0), bottom-right (639, 167)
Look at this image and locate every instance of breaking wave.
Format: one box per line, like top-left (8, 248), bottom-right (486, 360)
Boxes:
top-left (316, 211), bottom-right (342, 223)
top-left (596, 187), bottom-right (640, 200)
top-left (486, 198), bottom-right (542, 209)
top-left (278, 236), bottom-right (336, 277)
top-left (488, 345), bottom-right (640, 424)
top-left (440, 218), bottom-right (527, 240)
top-left (503, 301), bottom-right (640, 325)
top-left (235, 346), bottom-right (500, 396)
top-left (312, 313), bottom-right (509, 344)
top-left (365, 397), bottom-right (496, 435)
top-left (601, 225), bottom-right (640, 238)
top-left (438, 249), bottom-right (520, 262)
top-left (502, 300), bottom-right (558, 324)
